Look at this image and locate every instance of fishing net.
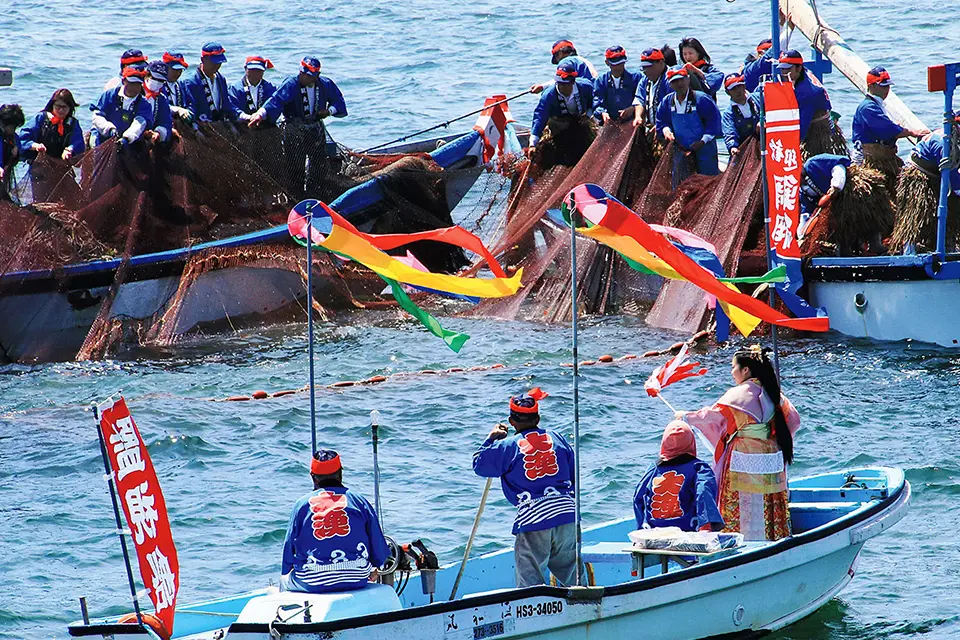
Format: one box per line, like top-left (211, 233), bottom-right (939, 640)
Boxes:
top-left (0, 120), bottom-right (487, 362)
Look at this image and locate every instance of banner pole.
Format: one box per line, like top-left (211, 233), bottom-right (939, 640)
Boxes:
top-left (758, 85), bottom-right (782, 381)
top-left (306, 209), bottom-right (318, 456)
top-left (569, 198), bottom-right (583, 587)
top-left (93, 402), bottom-right (144, 627)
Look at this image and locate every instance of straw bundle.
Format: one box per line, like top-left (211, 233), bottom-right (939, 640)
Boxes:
top-left (829, 164), bottom-right (893, 255)
top-left (803, 111), bottom-right (849, 159)
top-left (890, 163), bottom-right (960, 252)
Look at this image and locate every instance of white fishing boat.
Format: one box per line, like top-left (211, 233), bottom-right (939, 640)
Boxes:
top-left (66, 466), bottom-right (910, 640)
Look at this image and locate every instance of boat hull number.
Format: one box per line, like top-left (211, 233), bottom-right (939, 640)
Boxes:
top-left (516, 600), bottom-right (564, 619)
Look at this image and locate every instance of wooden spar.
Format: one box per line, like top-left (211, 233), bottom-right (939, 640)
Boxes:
top-left (779, 0), bottom-right (927, 131)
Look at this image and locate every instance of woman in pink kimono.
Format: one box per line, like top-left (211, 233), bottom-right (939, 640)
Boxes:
top-left (677, 346), bottom-right (800, 541)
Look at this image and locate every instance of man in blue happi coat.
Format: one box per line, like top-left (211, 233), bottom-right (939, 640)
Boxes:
top-left (103, 48), bottom-right (148, 92)
top-left (634, 421), bottom-right (723, 532)
top-left (592, 46), bottom-right (642, 125)
top-left (720, 73), bottom-right (760, 157)
top-left (777, 50), bottom-right (834, 148)
top-left (89, 66), bottom-right (153, 147)
top-left (473, 388), bottom-right (582, 588)
top-left (656, 65), bottom-right (722, 186)
top-left (229, 55), bottom-right (278, 117)
top-left (530, 39), bottom-right (597, 95)
top-left (248, 56), bottom-right (347, 195)
top-left (741, 39), bottom-right (773, 92)
top-left (635, 47), bottom-right (672, 131)
top-left (161, 51), bottom-right (192, 124)
top-left (281, 449), bottom-right (389, 593)
top-left (182, 42), bottom-right (241, 123)
top-left (142, 62), bottom-right (174, 146)
top-left (528, 58), bottom-right (594, 155)
top-left (798, 153), bottom-right (851, 245)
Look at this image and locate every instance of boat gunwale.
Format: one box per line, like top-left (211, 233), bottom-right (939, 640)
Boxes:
top-left (67, 467), bottom-right (906, 638)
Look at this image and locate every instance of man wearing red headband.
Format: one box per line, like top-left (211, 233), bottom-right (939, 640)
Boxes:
top-left (634, 46), bottom-right (674, 131)
top-left (592, 46), bottom-right (642, 125)
top-left (161, 52), bottom-right (192, 123)
top-left (229, 56), bottom-right (277, 118)
top-left (528, 58), bottom-right (595, 158)
top-left (656, 64), bottom-right (722, 186)
top-left (633, 421), bottom-right (723, 533)
top-left (473, 388), bottom-right (581, 588)
top-left (720, 73), bottom-right (760, 157)
top-left (89, 66), bottom-right (153, 148)
top-left (182, 42), bottom-right (242, 123)
top-left (530, 39), bottom-right (597, 95)
top-left (280, 449), bottom-right (390, 593)
top-left (104, 48), bottom-right (148, 92)
top-left (852, 66), bottom-right (929, 188)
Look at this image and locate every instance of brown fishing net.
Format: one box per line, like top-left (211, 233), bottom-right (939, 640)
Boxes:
top-left (0, 121), bottom-right (486, 362)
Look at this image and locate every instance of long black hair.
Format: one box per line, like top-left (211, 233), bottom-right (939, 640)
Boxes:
top-left (661, 44), bottom-right (678, 67)
top-left (678, 37), bottom-right (711, 64)
top-left (733, 347), bottom-right (794, 464)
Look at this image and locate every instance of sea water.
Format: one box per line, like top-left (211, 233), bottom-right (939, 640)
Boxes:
top-left (1, 1), bottom-right (959, 638)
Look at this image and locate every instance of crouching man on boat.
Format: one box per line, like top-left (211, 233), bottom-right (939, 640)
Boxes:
top-left (676, 347), bottom-right (800, 542)
top-left (633, 421), bottom-right (724, 532)
top-left (472, 389), bottom-right (582, 588)
top-left (280, 449), bottom-right (390, 593)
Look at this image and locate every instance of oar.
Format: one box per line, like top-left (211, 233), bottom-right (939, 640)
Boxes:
top-left (358, 89), bottom-right (533, 154)
top-left (448, 477), bottom-right (493, 601)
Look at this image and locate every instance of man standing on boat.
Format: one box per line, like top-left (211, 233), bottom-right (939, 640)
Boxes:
top-left (182, 43), bottom-right (241, 123)
top-left (528, 58), bottom-right (594, 162)
top-left (281, 449), bottom-right (389, 593)
top-left (592, 46), bottom-right (641, 126)
top-left (229, 56), bottom-right (277, 118)
top-left (634, 47), bottom-right (672, 133)
top-left (89, 66), bottom-right (153, 148)
top-left (720, 73), bottom-right (760, 158)
top-left (655, 65), bottom-right (722, 187)
top-left (530, 40), bottom-right (597, 94)
top-left (473, 389), bottom-right (581, 588)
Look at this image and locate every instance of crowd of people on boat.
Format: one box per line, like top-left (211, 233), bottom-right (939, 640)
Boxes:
top-left (281, 345), bottom-right (795, 593)
top-left (527, 38), bottom-right (959, 254)
top-left (0, 43), bottom-right (348, 198)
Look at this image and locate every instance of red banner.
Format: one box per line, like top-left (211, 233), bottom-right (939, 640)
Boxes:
top-left (763, 82), bottom-right (802, 260)
top-left (98, 398), bottom-right (179, 637)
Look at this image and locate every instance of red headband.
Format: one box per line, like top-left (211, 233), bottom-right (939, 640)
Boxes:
top-left (756, 41), bottom-right (773, 53)
top-left (509, 387), bottom-right (549, 414)
top-left (666, 67), bottom-right (689, 80)
top-left (605, 48), bottom-right (627, 61)
top-left (301, 61), bottom-right (321, 73)
top-left (724, 74), bottom-right (745, 89)
top-left (120, 54), bottom-right (147, 66)
top-left (866, 70), bottom-right (891, 85)
top-left (779, 55), bottom-right (804, 66)
top-left (311, 454), bottom-right (341, 475)
top-left (246, 56), bottom-right (274, 69)
top-left (641, 50), bottom-right (665, 62)
top-left (162, 52), bottom-right (188, 68)
top-left (556, 68), bottom-right (578, 80)
top-left (552, 40), bottom-right (574, 55)
top-left (202, 47), bottom-right (225, 57)
top-left (122, 67), bottom-right (148, 79)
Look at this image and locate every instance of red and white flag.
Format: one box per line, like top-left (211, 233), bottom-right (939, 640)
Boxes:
top-left (98, 397), bottom-right (179, 637)
top-left (644, 344), bottom-right (707, 397)
top-left (473, 95), bottom-right (514, 163)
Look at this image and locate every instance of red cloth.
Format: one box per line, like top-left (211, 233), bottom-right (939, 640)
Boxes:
top-left (49, 114), bottom-right (65, 136)
top-left (660, 420), bottom-right (696, 461)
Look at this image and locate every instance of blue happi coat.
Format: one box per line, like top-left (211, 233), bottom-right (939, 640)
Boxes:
top-left (89, 87), bottom-right (153, 143)
top-left (742, 51), bottom-right (774, 92)
top-left (852, 95), bottom-right (903, 147)
top-left (228, 78), bottom-right (278, 115)
top-left (793, 74), bottom-right (832, 141)
top-left (801, 153), bottom-right (851, 214)
top-left (473, 427), bottom-right (576, 534)
top-left (162, 80), bottom-right (189, 109)
top-left (281, 486), bottom-right (389, 593)
top-left (637, 72), bottom-right (671, 127)
top-left (182, 69), bottom-right (241, 122)
top-left (18, 112), bottom-right (86, 159)
top-left (912, 135), bottom-right (960, 195)
top-left (592, 69), bottom-right (642, 118)
top-left (260, 76), bottom-right (348, 123)
top-left (656, 90), bottom-right (722, 176)
top-left (530, 80), bottom-right (594, 145)
top-left (146, 93), bottom-right (173, 142)
top-left (721, 94), bottom-right (761, 153)
top-left (633, 456), bottom-right (724, 532)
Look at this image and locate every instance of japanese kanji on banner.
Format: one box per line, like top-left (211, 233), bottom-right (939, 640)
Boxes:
top-left (98, 397), bottom-right (179, 637)
top-left (763, 82), bottom-right (803, 293)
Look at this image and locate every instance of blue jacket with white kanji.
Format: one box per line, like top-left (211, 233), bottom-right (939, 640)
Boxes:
top-left (260, 76), bottom-right (348, 123)
top-left (592, 69), bottom-right (642, 118)
top-left (852, 95), bottom-right (903, 147)
top-left (181, 69), bottom-right (241, 122)
top-left (228, 78), bottom-right (278, 115)
top-left (145, 93), bottom-right (173, 142)
top-left (530, 80), bottom-right (594, 144)
top-left (281, 485), bottom-right (389, 593)
top-left (473, 427), bottom-right (576, 534)
top-left (633, 455), bottom-right (724, 532)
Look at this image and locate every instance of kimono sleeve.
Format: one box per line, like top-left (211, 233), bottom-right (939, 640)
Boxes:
top-left (90, 90), bottom-right (111, 118)
top-left (17, 113), bottom-right (43, 149)
top-left (780, 395), bottom-right (801, 436)
top-left (633, 464), bottom-right (658, 528)
top-left (693, 459), bottom-right (724, 531)
top-left (358, 493), bottom-right (389, 568)
top-left (635, 77), bottom-right (648, 106)
top-left (260, 78), bottom-right (294, 122)
top-left (281, 498), bottom-right (304, 574)
top-left (681, 404), bottom-right (731, 451)
top-left (581, 83), bottom-right (595, 118)
top-left (472, 436), bottom-right (513, 478)
top-left (861, 99), bottom-right (903, 141)
top-left (697, 93), bottom-right (723, 138)
top-left (721, 105), bottom-right (739, 152)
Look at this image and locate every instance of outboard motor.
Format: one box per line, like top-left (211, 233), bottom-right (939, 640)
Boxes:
top-left (403, 539), bottom-right (439, 603)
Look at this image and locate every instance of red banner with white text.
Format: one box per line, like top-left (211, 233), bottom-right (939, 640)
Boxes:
top-left (98, 397), bottom-right (178, 636)
top-left (763, 82), bottom-right (802, 269)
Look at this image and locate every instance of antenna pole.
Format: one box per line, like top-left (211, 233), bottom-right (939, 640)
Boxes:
top-left (306, 209), bottom-right (318, 455)
top-left (370, 409), bottom-right (383, 529)
top-left (569, 198), bottom-right (583, 587)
